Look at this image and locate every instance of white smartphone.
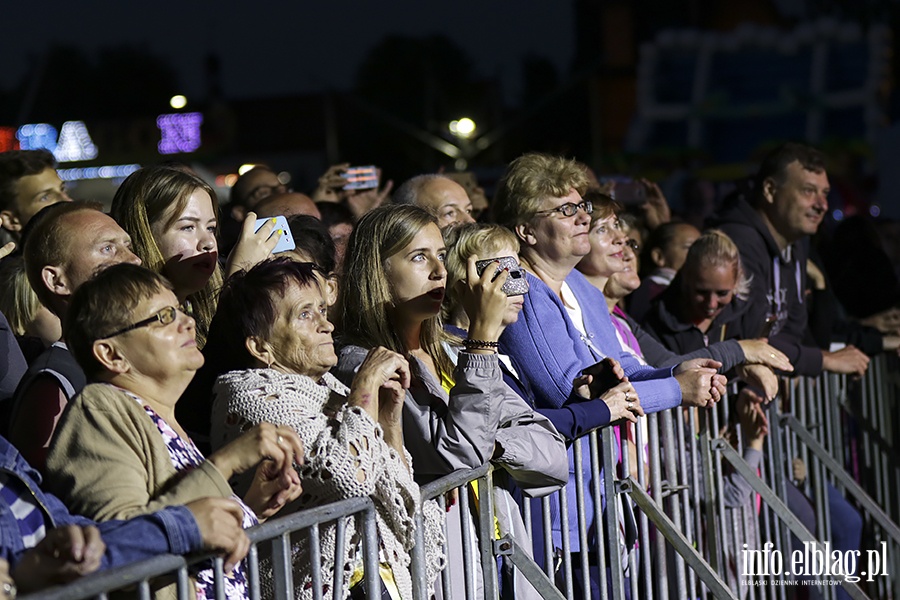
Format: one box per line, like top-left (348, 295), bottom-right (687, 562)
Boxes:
top-left (254, 215), bottom-right (296, 254)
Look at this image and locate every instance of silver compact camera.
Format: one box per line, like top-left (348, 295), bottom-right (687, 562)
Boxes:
top-left (474, 256), bottom-right (530, 296)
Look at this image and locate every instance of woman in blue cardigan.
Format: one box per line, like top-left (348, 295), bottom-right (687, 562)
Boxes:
top-left (493, 153), bottom-right (726, 599)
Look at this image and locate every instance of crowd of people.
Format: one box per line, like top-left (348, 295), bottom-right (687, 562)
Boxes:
top-left (0, 141), bottom-right (897, 600)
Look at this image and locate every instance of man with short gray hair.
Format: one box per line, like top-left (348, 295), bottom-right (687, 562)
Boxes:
top-left (393, 174), bottom-right (475, 229)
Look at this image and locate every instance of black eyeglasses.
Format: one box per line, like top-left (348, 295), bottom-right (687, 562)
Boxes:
top-left (247, 183), bottom-right (288, 204)
top-left (535, 200), bottom-right (593, 218)
top-left (102, 306), bottom-right (178, 339)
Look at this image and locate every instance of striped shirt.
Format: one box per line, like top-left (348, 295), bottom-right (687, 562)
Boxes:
top-left (0, 472), bottom-right (47, 549)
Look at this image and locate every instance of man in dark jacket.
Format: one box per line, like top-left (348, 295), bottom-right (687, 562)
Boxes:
top-left (710, 144), bottom-right (866, 600)
top-left (710, 143), bottom-right (870, 377)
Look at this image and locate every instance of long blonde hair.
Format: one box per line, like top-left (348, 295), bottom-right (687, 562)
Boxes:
top-left (0, 256), bottom-right (42, 335)
top-left (110, 166), bottom-right (223, 347)
top-left (339, 205), bottom-right (456, 378)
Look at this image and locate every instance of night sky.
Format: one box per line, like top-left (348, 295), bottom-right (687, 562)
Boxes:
top-left (3, 1), bottom-right (576, 103)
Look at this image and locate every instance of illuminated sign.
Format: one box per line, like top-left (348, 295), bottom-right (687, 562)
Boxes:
top-left (15, 121), bottom-right (98, 162)
top-left (16, 123), bottom-right (58, 152)
top-left (54, 121), bottom-right (98, 162)
top-left (0, 128), bottom-right (17, 153)
top-left (57, 164), bottom-right (141, 181)
top-left (157, 112), bottom-right (203, 154)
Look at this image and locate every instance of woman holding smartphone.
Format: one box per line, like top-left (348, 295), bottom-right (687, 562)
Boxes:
top-left (111, 165), bottom-right (280, 348)
top-left (335, 205), bottom-right (564, 482)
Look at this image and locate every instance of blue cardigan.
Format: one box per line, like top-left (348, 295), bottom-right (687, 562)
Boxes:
top-left (499, 269), bottom-right (681, 413)
top-left (499, 269), bottom-right (682, 553)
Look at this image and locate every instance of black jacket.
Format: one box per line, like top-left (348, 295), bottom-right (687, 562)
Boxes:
top-left (708, 195), bottom-right (824, 376)
top-left (641, 272), bottom-right (749, 371)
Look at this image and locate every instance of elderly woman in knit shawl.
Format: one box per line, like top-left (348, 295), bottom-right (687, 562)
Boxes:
top-left (207, 258), bottom-right (443, 600)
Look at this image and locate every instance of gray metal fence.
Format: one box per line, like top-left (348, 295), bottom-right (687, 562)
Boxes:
top-left (20, 357), bottom-right (900, 599)
top-left (22, 496), bottom-right (380, 600)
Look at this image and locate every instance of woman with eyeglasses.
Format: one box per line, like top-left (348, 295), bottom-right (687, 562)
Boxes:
top-left (44, 264), bottom-right (304, 600)
top-left (492, 153), bottom-right (727, 599)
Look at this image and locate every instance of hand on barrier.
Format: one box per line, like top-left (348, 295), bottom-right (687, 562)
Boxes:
top-left (710, 373), bottom-right (727, 403)
top-left (12, 525), bottom-right (105, 593)
top-left (676, 367), bottom-right (717, 408)
top-left (737, 363), bottom-right (779, 402)
top-left (821, 345), bottom-right (869, 376)
top-left (601, 382), bottom-right (644, 423)
top-left (675, 358), bottom-right (726, 407)
top-left (185, 498), bottom-right (250, 574)
top-left (674, 357), bottom-right (722, 375)
top-left (737, 339), bottom-right (793, 372)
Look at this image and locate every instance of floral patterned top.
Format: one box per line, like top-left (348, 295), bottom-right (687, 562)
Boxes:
top-left (129, 392), bottom-right (257, 600)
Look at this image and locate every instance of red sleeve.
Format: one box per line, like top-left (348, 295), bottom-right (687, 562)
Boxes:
top-left (9, 375), bottom-right (68, 474)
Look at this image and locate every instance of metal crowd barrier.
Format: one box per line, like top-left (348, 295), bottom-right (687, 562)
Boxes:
top-left (21, 496), bottom-right (381, 600)
top-left (408, 357), bottom-right (900, 600)
top-left (20, 356), bottom-right (900, 600)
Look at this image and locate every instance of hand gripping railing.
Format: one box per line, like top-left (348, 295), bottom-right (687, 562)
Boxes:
top-left (22, 496), bottom-right (380, 600)
top-left (25, 359), bottom-right (900, 600)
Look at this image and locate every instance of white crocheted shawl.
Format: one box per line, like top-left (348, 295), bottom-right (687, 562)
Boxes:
top-left (212, 369), bottom-right (444, 600)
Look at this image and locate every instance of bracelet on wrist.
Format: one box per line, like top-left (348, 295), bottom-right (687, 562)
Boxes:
top-left (463, 338), bottom-right (499, 350)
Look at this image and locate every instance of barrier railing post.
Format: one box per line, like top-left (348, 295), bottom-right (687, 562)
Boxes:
top-left (457, 479), bottom-right (476, 600)
top-left (660, 410), bottom-right (688, 598)
top-left (602, 427), bottom-right (626, 599)
top-left (632, 417), bottom-right (654, 600)
top-left (588, 430), bottom-right (610, 600)
top-left (572, 437), bottom-right (592, 598)
top-left (647, 412), bottom-right (668, 599)
top-left (699, 406), bottom-right (722, 576)
top-left (476, 470), bottom-right (498, 600)
top-left (361, 505), bottom-right (381, 600)
top-left (557, 469), bottom-right (575, 599)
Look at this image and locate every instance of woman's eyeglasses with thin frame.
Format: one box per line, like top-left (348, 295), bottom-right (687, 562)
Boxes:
top-left (102, 306), bottom-right (178, 339)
